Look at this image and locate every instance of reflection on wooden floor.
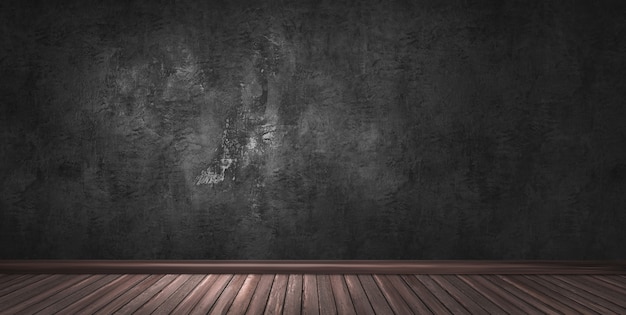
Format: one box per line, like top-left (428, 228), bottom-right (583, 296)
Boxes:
top-left (1, 273), bottom-right (626, 314)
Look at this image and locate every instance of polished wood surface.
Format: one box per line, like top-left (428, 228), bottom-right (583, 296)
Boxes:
top-left (1, 273), bottom-right (626, 314)
top-left (1, 260), bottom-right (626, 274)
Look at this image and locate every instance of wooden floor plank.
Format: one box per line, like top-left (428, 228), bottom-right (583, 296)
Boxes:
top-left (0, 274), bottom-right (23, 286)
top-left (303, 274), bottom-right (320, 315)
top-left (0, 274), bottom-right (90, 314)
top-left (190, 274), bottom-right (234, 314)
top-left (37, 274), bottom-right (120, 314)
top-left (153, 274), bottom-right (206, 314)
top-left (357, 274), bottom-right (394, 315)
top-left (456, 275), bottom-right (541, 314)
top-left (133, 274), bottom-right (193, 314)
top-left (553, 275), bottom-right (626, 308)
top-left (0, 274), bottom-right (47, 296)
top-left (371, 274), bottom-right (414, 315)
top-left (0, 275), bottom-right (62, 310)
top-left (227, 274), bottom-right (262, 315)
top-left (383, 275), bottom-right (432, 314)
top-left (581, 275), bottom-right (626, 296)
top-left (415, 275), bottom-right (470, 315)
top-left (431, 275), bottom-right (492, 314)
top-left (542, 275), bottom-right (624, 314)
top-left (65, 274), bottom-right (148, 314)
top-left (497, 275), bottom-right (582, 314)
top-left (246, 274), bottom-right (275, 315)
top-left (18, 274), bottom-right (105, 314)
top-left (483, 275), bottom-right (560, 314)
top-left (440, 275), bottom-right (507, 315)
top-left (455, 275), bottom-right (526, 315)
top-left (592, 275), bottom-right (626, 290)
top-left (264, 274), bottom-right (288, 315)
top-left (401, 274), bottom-right (451, 314)
top-left (527, 275), bottom-right (614, 314)
top-left (316, 275), bottom-right (337, 315)
top-left (0, 274), bottom-right (37, 292)
top-left (95, 274), bottom-right (164, 314)
top-left (344, 275), bottom-right (375, 315)
top-left (0, 274), bottom-right (64, 311)
top-left (329, 274), bottom-right (356, 315)
top-left (171, 274), bottom-right (218, 314)
top-left (210, 273), bottom-right (248, 314)
top-left (284, 274), bottom-right (303, 315)
top-left (113, 274), bottom-right (178, 314)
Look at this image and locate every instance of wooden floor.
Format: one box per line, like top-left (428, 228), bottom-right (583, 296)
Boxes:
top-left (1, 273), bottom-right (626, 314)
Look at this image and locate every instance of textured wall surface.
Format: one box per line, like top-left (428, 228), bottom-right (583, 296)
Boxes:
top-left (1, 0), bottom-right (625, 259)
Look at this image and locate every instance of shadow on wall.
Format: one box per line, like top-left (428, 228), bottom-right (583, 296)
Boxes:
top-left (0, 0), bottom-right (625, 259)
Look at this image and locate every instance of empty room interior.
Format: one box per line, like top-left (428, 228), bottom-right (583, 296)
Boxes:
top-left (1, 0), bottom-right (625, 313)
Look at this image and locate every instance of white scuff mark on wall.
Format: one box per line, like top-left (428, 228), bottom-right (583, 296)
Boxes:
top-left (195, 157), bottom-right (234, 185)
top-left (246, 136), bottom-right (258, 151)
top-left (195, 118), bottom-right (238, 186)
top-left (260, 124), bottom-right (277, 145)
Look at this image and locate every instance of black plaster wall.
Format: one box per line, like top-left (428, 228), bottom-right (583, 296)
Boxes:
top-left (1, 0), bottom-right (625, 259)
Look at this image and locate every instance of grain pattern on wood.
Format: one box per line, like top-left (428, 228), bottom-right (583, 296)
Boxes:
top-left (484, 275), bottom-right (560, 315)
top-left (0, 274), bottom-right (47, 296)
top-left (543, 276), bottom-right (625, 314)
top-left (39, 275), bottom-right (121, 314)
top-left (63, 274), bottom-right (148, 314)
top-left (401, 274), bottom-right (451, 314)
top-left (134, 274), bottom-right (193, 314)
top-left (525, 275), bottom-right (613, 314)
top-left (190, 274), bottom-right (234, 314)
top-left (153, 274), bottom-right (206, 314)
top-left (553, 275), bottom-right (626, 308)
top-left (316, 275), bottom-right (337, 315)
top-left (371, 274), bottom-right (413, 315)
top-left (344, 275), bottom-right (375, 315)
top-left (264, 274), bottom-right (288, 315)
top-left (329, 274), bottom-right (356, 315)
top-left (441, 275), bottom-right (506, 315)
top-left (210, 273), bottom-right (248, 314)
top-left (415, 275), bottom-right (470, 315)
top-left (431, 275), bottom-right (489, 314)
top-left (458, 275), bottom-right (539, 314)
top-left (303, 274), bottom-right (320, 315)
top-left (171, 274), bottom-right (220, 314)
top-left (357, 274), bottom-right (394, 315)
top-left (18, 275), bottom-right (105, 314)
top-left (246, 274), bottom-right (275, 315)
top-left (3, 273), bottom-right (626, 314)
top-left (227, 274), bottom-right (262, 315)
top-left (0, 274), bottom-right (23, 286)
top-left (581, 275), bottom-right (626, 296)
top-left (0, 274), bottom-right (90, 314)
top-left (113, 274), bottom-right (177, 314)
top-left (0, 275), bottom-right (38, 292)
top-left (592, 275), bottom-right (626, 290)
top-left (95, 274), bottom-right (164, 314)
top-left (383, 275), bottom-right (432, 314)
top-left (0, 274), bottom-right (64, 310)
top-left (497, 275), bottom-right (583, 314)
top-left (284, 274), bottom-right (303, 315)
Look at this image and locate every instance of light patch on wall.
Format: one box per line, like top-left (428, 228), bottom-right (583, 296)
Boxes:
top-left (195, 116), bottom-right (239, 185)
top-left (195, 157), bottom-right (234, 185)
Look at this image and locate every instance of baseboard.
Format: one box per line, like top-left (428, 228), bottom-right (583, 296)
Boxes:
top-left (1, 260), bottom-right (625, 274)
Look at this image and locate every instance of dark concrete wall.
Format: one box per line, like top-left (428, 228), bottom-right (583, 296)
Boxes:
top-left (1, 0), bottom-right (625, 259)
